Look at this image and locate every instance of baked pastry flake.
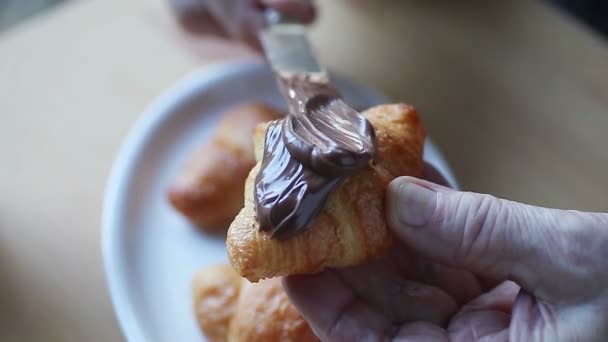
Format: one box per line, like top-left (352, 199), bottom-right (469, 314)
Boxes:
top-left (168, 103), bottom-right (280, 230)
top-left (227, 104), bottom-right (425, 282)
top-left (192, 264), bottom-right (317, 342)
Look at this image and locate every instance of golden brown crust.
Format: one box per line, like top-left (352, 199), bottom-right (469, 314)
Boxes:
top-left (193, 265), bottom-right (317, 342)
top-left (168, 103), bottom-right (280, 230)
top-left (227, 278), bottom-right (318, 342)
top-left (192, 264), bottom-right (244, 342)
top-left (227, 104), bottom-right (426, 282)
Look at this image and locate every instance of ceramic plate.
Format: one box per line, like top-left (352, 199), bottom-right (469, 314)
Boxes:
top-left (102, 61), bottom-right (456, 342)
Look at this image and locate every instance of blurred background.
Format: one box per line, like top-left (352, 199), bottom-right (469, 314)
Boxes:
top-left (0, 0), bottom-right (63, 31)
top-left (1, 0), bottom-right (607, 341)
top-left (1, 0), bottom-right (607, 36)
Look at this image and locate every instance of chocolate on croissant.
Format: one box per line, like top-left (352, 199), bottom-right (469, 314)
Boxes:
top-left (192, 264), bottom-right (317, 342)
top-left (168, 103), bottom-right (280, 230)
top-left (227, 104), bottom-right (426, 282)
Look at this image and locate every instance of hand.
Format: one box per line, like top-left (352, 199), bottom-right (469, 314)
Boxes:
top-left (283, 164), bottom-right (608, 341)
top-left (169, 0), bottom-right (316, 48)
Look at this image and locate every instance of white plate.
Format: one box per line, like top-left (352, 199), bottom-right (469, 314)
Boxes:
top-left (102, 60), bottom-right (457, 342)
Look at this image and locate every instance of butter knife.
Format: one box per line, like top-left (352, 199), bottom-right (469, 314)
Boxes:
top-left (259, 7), bottom-right (324, 76)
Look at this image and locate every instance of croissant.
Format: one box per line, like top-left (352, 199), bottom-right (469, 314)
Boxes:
top-left (168, 103), bottom-right (280, 230)
top-left (192, 264), bottom-right (317, 342)
top-left (192, 265), bottom-right (243, 342)
top-left (227, 277), bottom-right (318, 342)
top-left (227, 104), bottom-right (425, 282)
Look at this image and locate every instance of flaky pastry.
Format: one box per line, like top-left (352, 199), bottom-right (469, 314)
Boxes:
top-left (227, 104), bottom-right (426, 282)
top-left (192, 264), bottom-right (317, 342)
top-left (227, 278), bottom-right (318, 342)
top-left (192, 264), bottom-right (243, 342)
top-left (168, 103), bottom-right (280, 230)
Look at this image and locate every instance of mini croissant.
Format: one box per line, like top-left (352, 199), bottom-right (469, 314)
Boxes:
top-left (192, 264), bottom-right (317, 342)
top-left (227, 104), bottom-right (426, 282)
top-left (168, 103), bottom-right (280, 230)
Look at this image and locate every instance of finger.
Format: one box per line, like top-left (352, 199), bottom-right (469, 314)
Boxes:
top-left (236, 5), bottom-right (266, 50)
top-left (390, 247), bottom-right (483, 305)
top-left (394, 321), bottom-right (449, 341)
top-left (169, 0), bottom-right (227, 36)
top-left (239, 0), bottom-right (315, 51)
top-left (447, 282), bottom-right (516, 341)
top-left (450, 321), bottom-right (509, 342)
top-left (510, 289), bottom-right (608, 341)
top-left (386, 177), bottom-right (608, 301)
top-left (261, 0), bottom-right (316, 23)
top-left (335, 257), bottom-right (458, 326)
top-left (283, 272), bottom-right (395, 342)
top-left (170, 0), bottom-right (265, 50)
top-left (421, 263), bottom-right (483, 305)
top-left (458, 281), bottom-right (519, 315)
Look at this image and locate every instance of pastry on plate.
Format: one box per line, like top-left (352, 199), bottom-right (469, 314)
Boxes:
top-left (227, 277), bottom-right (317, 342)
top-left (227, 104), bottom-right (425, 282)
top-left (192, 264), bottom-right (243, 342)
top-left (168, 103), bottom-right (280, 230)
top-left (192, 264), bottom-right (317, 342)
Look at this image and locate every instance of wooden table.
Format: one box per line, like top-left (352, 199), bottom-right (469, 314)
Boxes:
top-left (1, 0), bottom-right (607, 340)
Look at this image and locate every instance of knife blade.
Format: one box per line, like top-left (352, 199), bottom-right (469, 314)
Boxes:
top-left (259, 8), bottom-right (324, 75)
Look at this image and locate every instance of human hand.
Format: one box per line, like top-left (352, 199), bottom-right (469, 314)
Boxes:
top-left (169, 0), bottom-right (315, 48)
top-left (283, 165), bottom-right (608, 341)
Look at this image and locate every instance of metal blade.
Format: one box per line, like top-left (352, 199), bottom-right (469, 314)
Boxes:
top-left (259, 23), bottom-right (323, 74)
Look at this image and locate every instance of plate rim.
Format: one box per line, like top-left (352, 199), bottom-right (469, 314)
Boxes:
top-left (101, 59), bottom-right (456, 341)
top-left (101, 60), bottom-right (273, 341)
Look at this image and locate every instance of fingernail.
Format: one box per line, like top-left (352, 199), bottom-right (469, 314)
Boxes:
top-left (394, 181), bottom-right (437, 227)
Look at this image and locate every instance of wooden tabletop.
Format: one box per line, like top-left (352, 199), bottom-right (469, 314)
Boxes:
top-left (1, 0), bottom-right (607, 340)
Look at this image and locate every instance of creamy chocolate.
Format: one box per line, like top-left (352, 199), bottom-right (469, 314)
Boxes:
top-left (254, 73), bottom-right (376, 240)
top-left (280, 74), bottom-right (376, 177)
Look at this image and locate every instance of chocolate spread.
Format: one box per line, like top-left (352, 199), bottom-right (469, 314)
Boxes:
top-left (254, 73), bottom-right (376, 240)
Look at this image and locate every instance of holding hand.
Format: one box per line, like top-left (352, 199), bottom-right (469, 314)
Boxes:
top-left (170, 0), bottom-right (315, 48)
top-left (284, 166), bottom-right (608, 341)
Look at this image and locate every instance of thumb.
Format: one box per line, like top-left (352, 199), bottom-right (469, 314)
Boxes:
top-left (386, 177), bottom-right (607, 301)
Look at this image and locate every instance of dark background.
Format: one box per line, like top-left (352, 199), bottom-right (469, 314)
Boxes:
top-left (552, 0), bottom-right (608, 36)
